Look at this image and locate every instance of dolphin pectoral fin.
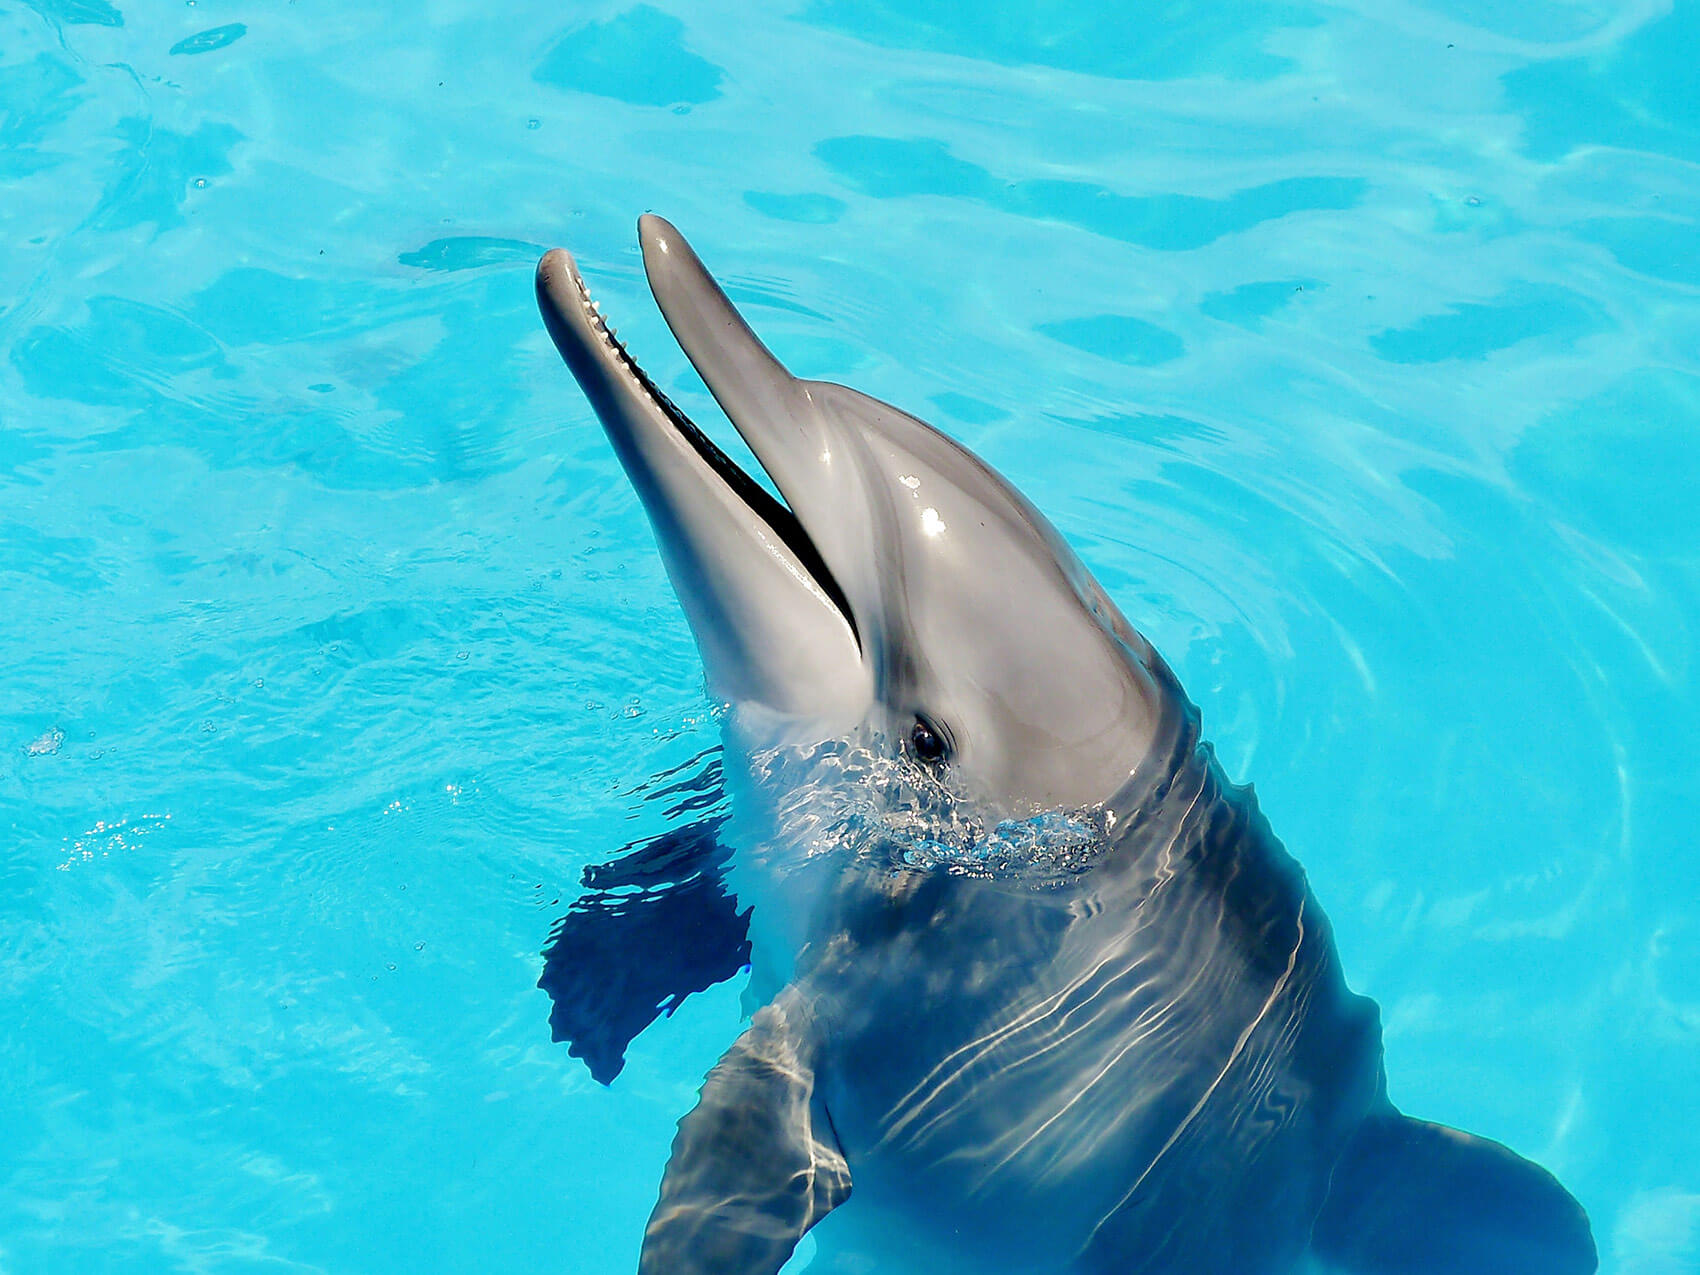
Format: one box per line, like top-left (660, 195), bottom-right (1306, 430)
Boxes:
top-left (640, 995), bottom-right (850, 1275)
top-left (1310, 1114), bottom-right (1596, 1275)
top-left (538, 815), bottom-right (751, 1085)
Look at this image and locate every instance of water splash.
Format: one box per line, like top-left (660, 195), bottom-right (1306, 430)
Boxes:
top-left (742, 735), bottom-right (1115, 884)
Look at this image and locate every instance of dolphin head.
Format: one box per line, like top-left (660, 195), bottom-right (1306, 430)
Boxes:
top-left (538, 216), bottom-right (1175, 816)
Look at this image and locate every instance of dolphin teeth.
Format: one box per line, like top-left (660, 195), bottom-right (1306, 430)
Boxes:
top-left (569, 271), bottom-right (639, 366)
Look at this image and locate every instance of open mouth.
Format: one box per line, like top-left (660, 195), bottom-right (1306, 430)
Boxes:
top-left (545, 254), bottom-right (859, 647)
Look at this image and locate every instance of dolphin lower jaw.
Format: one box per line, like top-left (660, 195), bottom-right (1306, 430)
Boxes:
top-left (536, 248), bottom-right (868, 723)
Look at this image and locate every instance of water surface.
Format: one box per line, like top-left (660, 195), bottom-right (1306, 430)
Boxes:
top-left (2, 1), bottom-right (1697, 1272)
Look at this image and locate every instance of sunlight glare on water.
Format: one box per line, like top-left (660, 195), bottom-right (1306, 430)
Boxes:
top-left (1, 1), bottom-right (1697, 1273)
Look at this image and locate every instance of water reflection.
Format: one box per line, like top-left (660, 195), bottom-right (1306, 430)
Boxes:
top-left (539, 748), bottom-right (749, 1084)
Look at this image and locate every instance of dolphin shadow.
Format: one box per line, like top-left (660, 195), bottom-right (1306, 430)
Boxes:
top-left (538, 749), bottom-right (751, 1085)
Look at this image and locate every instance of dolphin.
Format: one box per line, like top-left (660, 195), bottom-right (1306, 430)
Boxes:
top-left (534, 217), bottom-right (1597, 1275)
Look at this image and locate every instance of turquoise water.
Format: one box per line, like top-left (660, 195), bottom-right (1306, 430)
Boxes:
top-left (3, 1), bottom-right (1697, 1271)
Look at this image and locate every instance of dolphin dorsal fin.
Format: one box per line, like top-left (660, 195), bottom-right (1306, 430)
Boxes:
top-left (639, 992), bottom-right (850, 1275)
top-left (1311, 1113), bottom-right (1596, 1274)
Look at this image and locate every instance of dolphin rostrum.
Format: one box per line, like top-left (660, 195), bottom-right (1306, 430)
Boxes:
top-left (535, 217), bottom-right (1596, 1275)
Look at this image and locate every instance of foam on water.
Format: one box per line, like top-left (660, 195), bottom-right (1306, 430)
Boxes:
top-left (2, 1), bottom-right (1696, 1273)
top-left (736, 735), bottom-right (1115, 882)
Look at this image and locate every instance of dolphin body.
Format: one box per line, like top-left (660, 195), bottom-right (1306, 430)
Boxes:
top-left (535, 218), bottom-right (1596, 1275)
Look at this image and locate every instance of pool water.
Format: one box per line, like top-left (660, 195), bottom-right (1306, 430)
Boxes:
top-left (2, 1), bottom-right (1697, 1272)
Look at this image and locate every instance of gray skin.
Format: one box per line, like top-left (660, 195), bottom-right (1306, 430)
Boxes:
top-left (535, 218), bottom-right (1597, 1275)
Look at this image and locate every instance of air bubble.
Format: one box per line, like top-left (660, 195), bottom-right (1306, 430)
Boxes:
top-left (26, 727), bottom-right (64, 756)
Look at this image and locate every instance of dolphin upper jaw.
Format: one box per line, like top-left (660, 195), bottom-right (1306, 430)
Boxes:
top-left (536, 246), bottom-right (870, 729)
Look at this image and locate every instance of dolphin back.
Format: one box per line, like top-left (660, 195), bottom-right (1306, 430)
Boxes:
top-left (635, 720), bottom-right (1597, 1275)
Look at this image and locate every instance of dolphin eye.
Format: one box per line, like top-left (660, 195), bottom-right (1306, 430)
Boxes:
top-left (910, 715), bottom-right (949, 764)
